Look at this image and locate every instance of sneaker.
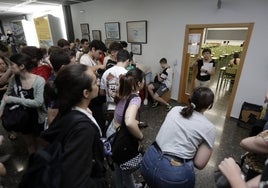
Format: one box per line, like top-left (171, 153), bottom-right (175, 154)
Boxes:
top-left (166, 104), bottom-right (172, 111)
top-left (152, 102), bottom-right (158, 108)
top-left (143, 98), bottom-right (148, 105)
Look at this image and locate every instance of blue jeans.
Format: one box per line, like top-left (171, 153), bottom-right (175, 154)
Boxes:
top-left (141, 145), bottom-right (195, 188)
top-left (114, 163), bottom-right (135, 188)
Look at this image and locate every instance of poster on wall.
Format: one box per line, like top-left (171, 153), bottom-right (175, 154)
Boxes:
top-left (187, 44), bottom-right (199, 54)
top-left (10, 21), bottom-right (26, 44)
top-left (34, 16), bottom-right (53, 48)
top-left (188, 34), bottom-right (201, 43)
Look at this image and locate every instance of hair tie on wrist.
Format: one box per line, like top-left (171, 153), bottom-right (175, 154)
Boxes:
top-left (191, 102), bottom-right (196, 109)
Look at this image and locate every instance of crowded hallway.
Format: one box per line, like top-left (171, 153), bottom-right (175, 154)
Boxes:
top-left (0, 63), bottom-right (252, 187)
top-left (0, 0), bottom-right (268, 187)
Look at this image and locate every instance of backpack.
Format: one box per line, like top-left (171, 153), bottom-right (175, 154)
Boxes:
top-left (19, 112), bottom-right (88, 188)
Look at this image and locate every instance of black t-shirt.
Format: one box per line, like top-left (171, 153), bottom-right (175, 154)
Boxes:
top-left (196, 59), bottom-right (215, 81)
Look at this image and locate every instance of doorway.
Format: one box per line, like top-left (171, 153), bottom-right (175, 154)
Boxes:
top-left (178, 23), bottom-right (254, 117)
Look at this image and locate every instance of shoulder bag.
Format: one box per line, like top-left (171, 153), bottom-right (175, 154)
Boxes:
top-left (111, 94), bottom-right (143, 174)
top-left (2, 75), bottom-right (31, 132)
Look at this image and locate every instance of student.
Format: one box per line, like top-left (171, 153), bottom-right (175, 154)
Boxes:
top-left (141, 87), bottom-right (216, 188)
top-left (228, 52), bottom-right (240, 67)
top-left (112, 68), bottom-right (145, 188)
top-left (219, 157), bottom-right (263, 188)
top-left (103, 41), bottom-right (123, 69)
top-left (75, 38), bottom-right (89, 62)
top-left (57, 38), bottom-right (70, 49)
top-left (0, 56), bottom-right (8, 100)
top-left (100, 50), bottom-right (130, 111)
top-left (147, 58), bottom-right (173, 111)
top-left (21, 46), bottom-right (52, 81)
top-left (0, 43), bottom-right (12, 86)
top-left (79, 40), bottom-right (107, 72)
top-left (0, 54), bottom-right (46, 154)
top-left (42, 64), bottom-right (108, 187)
top-left (44, 48), bottom-right (71, 126)
top-left (191, 48), bottom-right (215, 88)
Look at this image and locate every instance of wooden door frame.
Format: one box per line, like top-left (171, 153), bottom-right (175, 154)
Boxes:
top-left (178, 23), bottom-right (254, 118)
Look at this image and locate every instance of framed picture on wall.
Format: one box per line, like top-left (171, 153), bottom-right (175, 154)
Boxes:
top-left (105, 22), bottom-right (120, 40)
top-left (127, 20), bottom-right (147, 43)
top-left (131, 43), bottom-right (142, 55)
top-left (80, 23), bottom-right (89, 34)
top-left (92, 30), bottom-right (101, 40)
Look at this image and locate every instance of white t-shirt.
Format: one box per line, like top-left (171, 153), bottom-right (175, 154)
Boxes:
top-left (100, 66), bottom-right (127, 107)
top-left (80, 54), bottom-right (96, 67)
top-left (160, 67), bottom-right (173, 89)
top-left (156, 106), bottom-right (216, 159)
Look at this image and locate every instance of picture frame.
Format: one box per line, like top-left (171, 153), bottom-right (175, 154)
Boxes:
top-left (105, 22), bottom-right (120, 40)
top-left (92, 30), bottom-right (101, 41)
top-left (131, 43), bottom-right (142, 55)
top-left (127, 20), bottom-right (147, 43)
top-left (80, 23), bottom-right (89, 34)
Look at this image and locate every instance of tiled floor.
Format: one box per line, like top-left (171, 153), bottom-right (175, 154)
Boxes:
top-left (0, 68), bottom-right (251, 187)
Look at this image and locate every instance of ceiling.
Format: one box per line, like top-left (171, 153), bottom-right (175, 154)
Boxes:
top-left (0, 0), bottom-right (91, 19)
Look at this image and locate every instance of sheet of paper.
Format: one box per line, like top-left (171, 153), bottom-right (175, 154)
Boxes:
top-left (188, 44), bottom-right (199, 54)
top-left (200, 62), bottom-right (213, 76)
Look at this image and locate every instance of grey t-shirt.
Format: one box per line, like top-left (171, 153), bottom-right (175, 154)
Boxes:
top-left (156, 106), bottom-right (216, 159)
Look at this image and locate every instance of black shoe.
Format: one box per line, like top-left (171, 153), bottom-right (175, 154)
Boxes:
top-left (0, 154), bottom-right (11, 163)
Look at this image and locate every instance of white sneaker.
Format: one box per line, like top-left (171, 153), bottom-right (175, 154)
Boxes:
top-left (143, 98), bottom-right (148, 105)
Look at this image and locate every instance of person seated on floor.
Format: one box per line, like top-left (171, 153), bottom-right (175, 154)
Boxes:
top-left (218, 157), bottom-right (268, 188)
top-left (147, 57), bottom-right (173, 111)
top-left (238, 129), bottom-right (268, 181)
top-left (240, 130), bottom-right (268, 154)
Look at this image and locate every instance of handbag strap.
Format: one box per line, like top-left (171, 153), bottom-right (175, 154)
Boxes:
top-left (14, 75), bottom-right (24, 98)
top-left (107, 93), bottom-right (138, 141)
top-left (121, 93), bottom-right (139, 129)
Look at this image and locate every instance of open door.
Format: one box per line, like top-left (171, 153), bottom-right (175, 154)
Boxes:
top-left (178, 23), bottom-right (254, 118)
top-left (179, 26), bottom-right (204, 103)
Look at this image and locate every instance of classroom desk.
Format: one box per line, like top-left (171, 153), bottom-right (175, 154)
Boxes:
top-left (216, 66), bottom-right (226, 90)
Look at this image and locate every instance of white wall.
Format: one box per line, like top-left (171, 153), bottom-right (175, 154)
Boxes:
top-left (71, 0), bottom-right (268, 118)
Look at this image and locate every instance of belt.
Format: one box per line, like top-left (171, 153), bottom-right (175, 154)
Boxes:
top-left (152, 142), bottom-right (191, 163)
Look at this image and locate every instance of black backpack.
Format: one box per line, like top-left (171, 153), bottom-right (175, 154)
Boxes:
top-left (19, 112), bottom-right (88, 188)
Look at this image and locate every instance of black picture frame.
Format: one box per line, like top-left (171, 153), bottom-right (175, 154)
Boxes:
top-left (127, 20), bottom-right (147, 43)
top-left (131, 43), bottom-right (142, 55)
top-left (92, 30), bottom-right (101, 41)
top-left (80, 23), bottom-right (89, 34)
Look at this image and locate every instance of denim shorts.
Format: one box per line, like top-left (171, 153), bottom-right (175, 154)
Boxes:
top-left (152, 83), bottom-right (169, 97)
top-left (141, 145), bottom-right (195, 188)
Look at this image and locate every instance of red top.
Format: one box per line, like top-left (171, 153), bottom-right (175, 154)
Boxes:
top-left (31, 65), bottom-right (52, 81)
